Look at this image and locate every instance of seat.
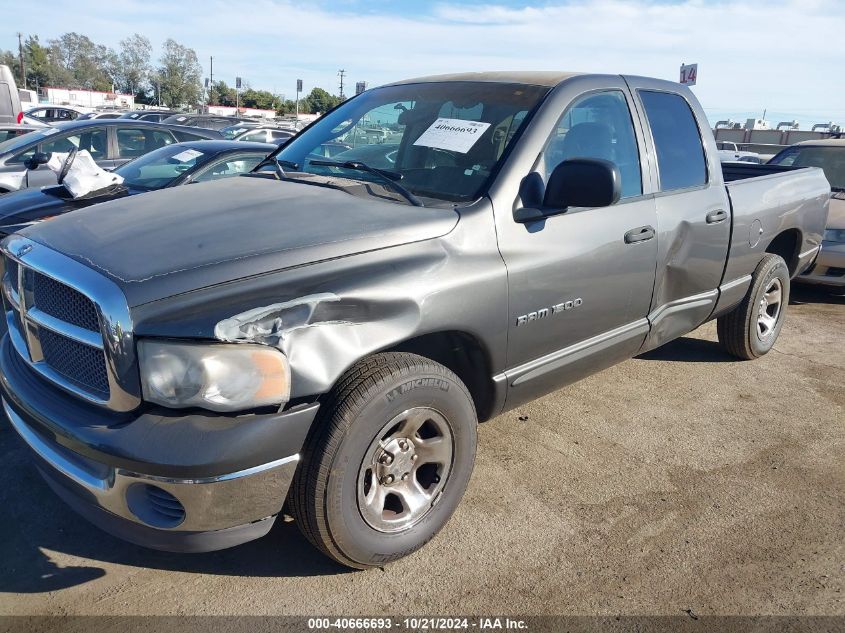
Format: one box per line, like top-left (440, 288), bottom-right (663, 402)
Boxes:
top-left (558, 122), bottom-right (614, 162)
top-left (90, 133), bottom-right (107, 158)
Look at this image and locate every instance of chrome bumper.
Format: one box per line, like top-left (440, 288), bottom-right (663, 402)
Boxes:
top-left (4, 398), bottom-right (298, 534)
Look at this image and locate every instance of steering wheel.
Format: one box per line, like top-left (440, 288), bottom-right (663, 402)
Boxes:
top-left (58, 148), bottom-right (78, 185)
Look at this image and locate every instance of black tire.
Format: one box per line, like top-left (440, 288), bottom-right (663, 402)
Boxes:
top-left (717, 253), bottom-right (790, 360)
top-left (289, 352), bottom-right (477, 569)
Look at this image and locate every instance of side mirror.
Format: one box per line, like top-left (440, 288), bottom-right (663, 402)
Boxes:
top-left (544, 158), bottom-right (622, 209)
top-left (24, 151), bottom-right (51, 171)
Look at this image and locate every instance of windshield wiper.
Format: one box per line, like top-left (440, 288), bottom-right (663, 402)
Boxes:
top-left (251, 156), bottom-right (300, 179)
top-left (309, 159), bottom-right (424, 207)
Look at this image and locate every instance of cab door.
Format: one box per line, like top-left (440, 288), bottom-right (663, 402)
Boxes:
top-left (492, 77), bottom-right (659, 409)
top-left (624, 78), bottom-right (732, 351)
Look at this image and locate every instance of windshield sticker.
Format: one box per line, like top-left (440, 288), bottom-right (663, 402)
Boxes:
top-left (171, 149), bottom-right (204, 162)
top-left (413, 118), bottom-right (491, 154)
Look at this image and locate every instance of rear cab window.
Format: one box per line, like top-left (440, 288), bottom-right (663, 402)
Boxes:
top-left (639, 90), bottom-right (708, 191)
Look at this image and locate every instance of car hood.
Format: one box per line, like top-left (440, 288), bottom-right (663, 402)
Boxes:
top-left (0, 185), bottom-right (135, 233)
top-left (21, 176), bottom-right (459, 307)
top-left (827, 192), bottom-right (845, 230)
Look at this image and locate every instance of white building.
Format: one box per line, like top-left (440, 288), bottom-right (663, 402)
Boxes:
top-left (39, 87), bottom-right (135, 109)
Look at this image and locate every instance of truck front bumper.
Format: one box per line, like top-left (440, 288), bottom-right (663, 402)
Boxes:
top-left (0, 335), bottom-right (319, 553)
top-left (798, 241), bottom-right (845, 288)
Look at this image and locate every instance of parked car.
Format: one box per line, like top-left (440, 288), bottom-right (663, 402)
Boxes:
top-left (717, 141), bottom-right (761, 164)
top-left (330, 143), bottom-right (400, 169)
top-left (77, 111), bottom-right (125, 120)
top-left (220, 121), bottom-right (268, 139)
top-left (0, 71), bottom-right (829, 569)
top-left (0, 124), bottom-right (41, 144)
top-left (769, 139), bottom-right (845, 289)
top-left (0, 65), bottom-right (22, 125)
top-left (0, 140), bottom-right (274, 238)
top-left (0, 119), bottom-right (221, 193)
top-left (233, 127), bottom-right (295, 145)
top-left (161, 114), bottom-right (249, 131)
top-left (24, 105), bottom-right (89, 123)
top-left (119, 110), bottom-right (173, 123)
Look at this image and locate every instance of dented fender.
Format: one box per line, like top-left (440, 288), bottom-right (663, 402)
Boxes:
top-left (131, 202), bottom-right (508, 400)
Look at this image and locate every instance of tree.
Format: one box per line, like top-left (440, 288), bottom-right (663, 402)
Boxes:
top-left (47, 32), bottom-right (115, 90)
top-left (304, 87), bottom-right (341, 114)
top-left (0, 50), bottom-right (19, 84)
top-left (24, 36), bottom-right (51, 90)
top-left (240, 88), bottom-right (276, 110)
top-left (115, 34), bottom-right (152, 97)
top-left (211, 80), bottom-right (236, 107)
top-left (157, 39), bottom-right (202, 108)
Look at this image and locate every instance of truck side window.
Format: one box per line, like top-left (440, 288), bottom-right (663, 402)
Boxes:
top-left (542, 91), bottom-right (642, 199)
top-left (639, 91), bottom-right (707, 191)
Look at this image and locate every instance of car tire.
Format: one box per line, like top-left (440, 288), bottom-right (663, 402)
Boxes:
top-left (717, 253), bottom-right (790, 360)
top-left (289, 352), bottom-right (477, 569)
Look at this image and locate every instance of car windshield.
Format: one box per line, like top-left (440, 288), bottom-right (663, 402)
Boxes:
top-left (0, 127), bottom-right (60, 155)
top-left (275, 81), bottom-right (549, 203)
top-left (769, 145), bottom-right (845, 191)
top-left (114, 144), bottom-right (216, 190)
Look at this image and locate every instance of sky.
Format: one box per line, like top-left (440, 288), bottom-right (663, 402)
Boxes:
top-left (2, 0), bottom-right (843, 127)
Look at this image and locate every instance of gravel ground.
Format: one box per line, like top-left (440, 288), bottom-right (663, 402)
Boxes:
top-left (0, 286), bottom-right (842, 618)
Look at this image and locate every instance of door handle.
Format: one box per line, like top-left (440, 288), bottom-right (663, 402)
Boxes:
top-left (624, 225), bottom-right (655, 244)
top-left (706, 209), bottom-right (728, 224)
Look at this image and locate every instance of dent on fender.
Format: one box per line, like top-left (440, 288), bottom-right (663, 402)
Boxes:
top-left (213, 290), bottom-right (422, 396)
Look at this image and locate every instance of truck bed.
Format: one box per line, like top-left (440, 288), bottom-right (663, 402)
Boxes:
top-left (721, 165), bottom-right (830, 284)
top-left (721, 162), bottom-right (798, 182)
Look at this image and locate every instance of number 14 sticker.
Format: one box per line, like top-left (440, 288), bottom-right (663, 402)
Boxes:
top-left (680, 63), bottom-right (698, 86)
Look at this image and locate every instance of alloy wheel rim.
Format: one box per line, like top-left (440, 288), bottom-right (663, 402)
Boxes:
top-left (357, 407), bottom-right (454, 533)
top-left (756, 277), bottom-right (783, 340)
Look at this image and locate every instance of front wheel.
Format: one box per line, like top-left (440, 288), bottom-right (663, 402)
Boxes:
top-left (289, 352), bottom-right (477, 569)
top-left (717, 253), bottom-right (790, 360)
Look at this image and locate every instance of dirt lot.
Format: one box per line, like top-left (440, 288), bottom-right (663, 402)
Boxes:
top-left (0, 286), bottom-right (842, 618)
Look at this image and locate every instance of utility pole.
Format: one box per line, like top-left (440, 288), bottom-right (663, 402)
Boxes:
top-left (295, 78), bottom-right (302, 120)
top-left (17, 32), bottom-right (25, 89)
top-left (209, 56), bottom-right (214, 112)
top-left (338, 69), bottom-right (346, 99)
top-left (236, 76), bottom-right (241, 112)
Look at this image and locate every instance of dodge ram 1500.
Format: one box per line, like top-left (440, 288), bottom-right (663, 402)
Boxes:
top-left (0, 72), bottom-right (830, 569)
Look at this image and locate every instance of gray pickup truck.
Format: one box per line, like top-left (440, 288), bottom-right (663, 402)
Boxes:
top-left (0, 72), bottom-right (829, 569)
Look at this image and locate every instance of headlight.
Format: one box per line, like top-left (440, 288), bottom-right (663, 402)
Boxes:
top-left (138, 340), bottom-right (291, 412)
top-left (823, 229), bottom-right (845, 243)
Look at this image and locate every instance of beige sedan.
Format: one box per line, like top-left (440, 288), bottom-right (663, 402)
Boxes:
top-left (769, 139), bottom-right (845, 289)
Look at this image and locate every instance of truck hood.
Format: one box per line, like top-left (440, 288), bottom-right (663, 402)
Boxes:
top-left (20, 176), bottom-right (459, 307)
top-left (0, 184), bottom-right (135, 233)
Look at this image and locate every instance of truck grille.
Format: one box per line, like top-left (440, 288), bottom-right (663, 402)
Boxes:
top-left (33, 273), bottom-right (100, 332)
top-left (3, 257), bottom-right (110, 402)
top-left (39, 329), bottom-right (110, 398)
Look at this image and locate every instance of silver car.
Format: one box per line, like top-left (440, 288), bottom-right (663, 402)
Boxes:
top-left (0, 119), bottom-right (220, 194)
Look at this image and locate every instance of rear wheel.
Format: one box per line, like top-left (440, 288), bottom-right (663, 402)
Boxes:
top-left (289, 352), bottom-right (477, 569)
top-left (717, 253), bottom-right (790, 359)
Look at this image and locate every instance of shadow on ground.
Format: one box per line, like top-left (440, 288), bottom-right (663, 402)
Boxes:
top-left (789, 285), bottom-right (845, 306)
top-left (0, 424), bottom-right (350, 594)
top-left (635, 336), bottom-right (735, 363)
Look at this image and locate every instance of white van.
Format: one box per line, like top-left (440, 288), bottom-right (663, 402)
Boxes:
top-left (0, 65), bottom-right (22, 124)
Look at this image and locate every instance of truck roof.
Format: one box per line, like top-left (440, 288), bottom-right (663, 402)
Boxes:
top-left (386, 71), bottom-right (583, 88)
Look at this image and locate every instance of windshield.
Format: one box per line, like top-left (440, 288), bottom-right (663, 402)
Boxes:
top-left (0, 127), bottom-right (60, 155)
top-left (769, 145), bottom-right (845, 191)
top-left (275, 81), bottom-right (549, 203)
top-left (114, 144), bottom-right (215, 190)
